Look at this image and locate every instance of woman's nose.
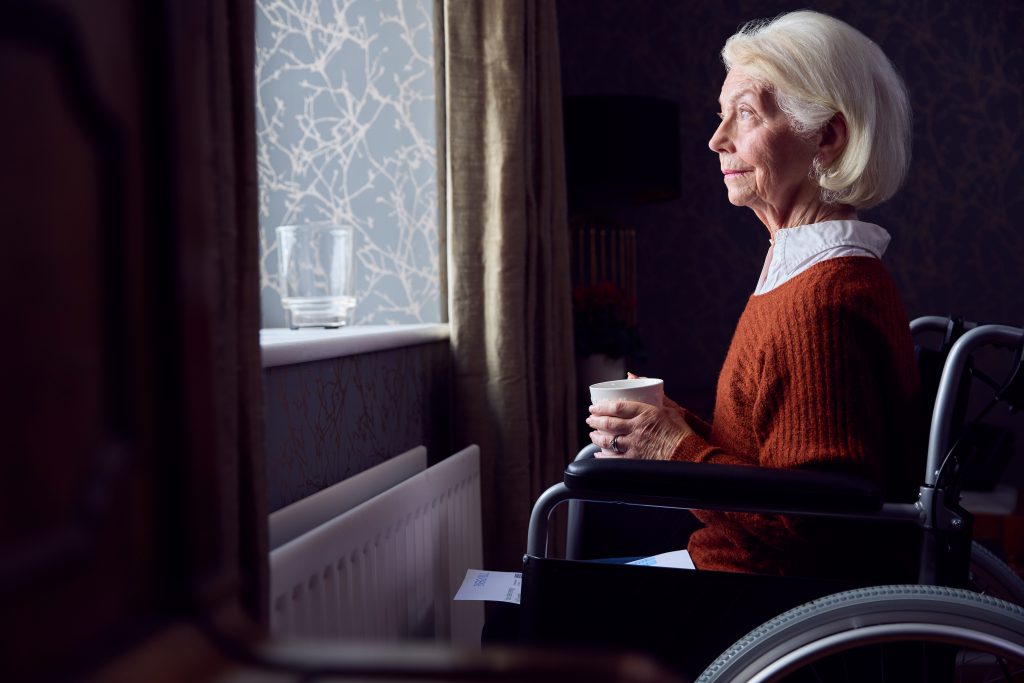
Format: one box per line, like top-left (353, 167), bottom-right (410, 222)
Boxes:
top-left (708, 119), bottom-right (732, 153)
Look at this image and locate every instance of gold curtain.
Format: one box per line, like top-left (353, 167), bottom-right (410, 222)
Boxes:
top-left (436, 0), bottom-right (576, 568)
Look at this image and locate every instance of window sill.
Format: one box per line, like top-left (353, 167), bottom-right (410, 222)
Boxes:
top-left (260, 323), bottom-right (449, 368)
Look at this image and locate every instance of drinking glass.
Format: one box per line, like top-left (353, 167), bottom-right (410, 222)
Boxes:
top-left (276, 222), bottom-right (356, 328)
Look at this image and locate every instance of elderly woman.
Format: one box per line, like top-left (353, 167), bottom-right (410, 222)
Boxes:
top-left (586, 10), bottom-right (924, 580)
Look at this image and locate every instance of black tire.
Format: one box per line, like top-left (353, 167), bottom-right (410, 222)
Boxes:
top-left (697, 584), bottom-right (1024, 683)
top-left (970, 541), bottom-right (1024, 606)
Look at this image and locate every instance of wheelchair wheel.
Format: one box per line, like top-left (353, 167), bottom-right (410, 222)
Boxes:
top-left (971, 541), bottom-right (1024, 606)
top-left (696, 584), bottom-right (1024, 683)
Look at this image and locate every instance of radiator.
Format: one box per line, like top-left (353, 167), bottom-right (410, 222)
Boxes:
top-left (269, 445), bottom-right (483, 645)
top-left (269, 445), bottom-right (427, 550)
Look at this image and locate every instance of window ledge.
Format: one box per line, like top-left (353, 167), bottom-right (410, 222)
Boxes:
top-left (260, 323), bottom-right (449, 368)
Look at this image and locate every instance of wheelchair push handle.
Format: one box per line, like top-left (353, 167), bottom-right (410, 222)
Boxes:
top-left (926, 323), bottom-right (1024, 487)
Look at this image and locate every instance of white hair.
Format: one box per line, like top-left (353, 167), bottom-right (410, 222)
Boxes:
top-left (721, 10), bottom-right (912, 209)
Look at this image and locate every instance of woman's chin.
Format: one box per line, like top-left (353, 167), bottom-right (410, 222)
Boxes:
top-left (725, 192), bottom-right (751, 208)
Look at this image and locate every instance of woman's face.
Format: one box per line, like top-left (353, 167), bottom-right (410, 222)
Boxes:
top-left (708, 68), bottom-right (822, 229)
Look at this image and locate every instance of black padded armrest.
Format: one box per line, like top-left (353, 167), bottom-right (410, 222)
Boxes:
top-left (564, 458), bottom-right (883, 514)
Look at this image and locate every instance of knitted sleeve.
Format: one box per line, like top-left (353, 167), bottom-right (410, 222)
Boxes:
top-left (672, 426), bottom-right (751, 466)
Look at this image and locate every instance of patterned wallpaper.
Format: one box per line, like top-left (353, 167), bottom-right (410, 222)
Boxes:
top-left (255, 0), bottom-right (440, 328)
top-left (556, 0), bottom-right (1024, 419)
top-left (263, 341), bottom-right (450, 512)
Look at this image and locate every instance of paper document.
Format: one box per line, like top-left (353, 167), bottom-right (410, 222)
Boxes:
top-left (627, 549), bottom-right (695, 569)
top-left (453, 551), bottom-right (692, 606)
top-left (454, 569), bottom-right (522, 604)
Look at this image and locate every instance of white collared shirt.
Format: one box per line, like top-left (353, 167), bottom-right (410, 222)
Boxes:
top-left (754, 220), bottom-right (891, 295)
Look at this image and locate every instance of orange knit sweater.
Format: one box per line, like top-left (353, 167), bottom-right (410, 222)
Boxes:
top-left (672, 256), bottom-right (925, 580)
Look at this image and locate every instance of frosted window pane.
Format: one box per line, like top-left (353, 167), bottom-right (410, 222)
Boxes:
top-left (256, 0), bottom-right (439, 327)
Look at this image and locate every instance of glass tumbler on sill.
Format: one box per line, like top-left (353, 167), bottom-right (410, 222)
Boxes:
top-left (277, 222), bottom-right (356, 328)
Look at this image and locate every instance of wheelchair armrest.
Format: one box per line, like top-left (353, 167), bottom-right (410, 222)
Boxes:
top-left (564, 458), bottom-right (883, 514)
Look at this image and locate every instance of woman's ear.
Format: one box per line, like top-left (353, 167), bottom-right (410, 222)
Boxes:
top-left (817, 112), bottom-right (849, 167)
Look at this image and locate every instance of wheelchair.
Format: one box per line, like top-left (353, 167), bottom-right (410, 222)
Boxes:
top-left (519, 317), bottom-right (1024, 681)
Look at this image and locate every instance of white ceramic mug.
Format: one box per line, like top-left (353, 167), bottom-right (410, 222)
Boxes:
top-left (589, 377), bottom-right (664, 407)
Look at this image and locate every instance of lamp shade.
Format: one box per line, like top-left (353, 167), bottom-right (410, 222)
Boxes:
top-left (563, 95), bottom-right (681, 209)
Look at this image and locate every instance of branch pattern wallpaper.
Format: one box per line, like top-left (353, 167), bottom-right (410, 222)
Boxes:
top-left (256, 0), bottom-right (439, 328)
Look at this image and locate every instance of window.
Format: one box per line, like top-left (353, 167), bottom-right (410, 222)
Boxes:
top-left (255, 0), bottom-right (440, 328)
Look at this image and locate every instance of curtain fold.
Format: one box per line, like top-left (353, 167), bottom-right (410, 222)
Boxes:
top-left (220, 0), bottom-right (269, 629)
top-left (167, 0), bottom-right (268, 628)
top-left (438, 0), bottom-right (576, 568)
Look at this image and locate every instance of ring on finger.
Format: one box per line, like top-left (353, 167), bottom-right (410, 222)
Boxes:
top-left (610, 434), bottom-right (622, 454)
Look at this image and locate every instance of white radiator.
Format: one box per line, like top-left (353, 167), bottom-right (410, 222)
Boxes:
top-left (269, 445), bottom-right (427, 550)
top-left (269, 445), bottom-right (483, 645)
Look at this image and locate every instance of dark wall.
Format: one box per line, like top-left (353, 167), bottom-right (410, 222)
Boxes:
top-left (556, 0), bottom-right (1024, 417)
top-left (263, 341), bottom-right (450, 512)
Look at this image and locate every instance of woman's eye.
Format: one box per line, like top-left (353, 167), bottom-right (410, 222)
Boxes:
top-left (739, 109), bottom-right (752, 121)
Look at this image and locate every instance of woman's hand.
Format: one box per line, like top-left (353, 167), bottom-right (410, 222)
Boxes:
top-left (586, 393), bottom-right (694, 460)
